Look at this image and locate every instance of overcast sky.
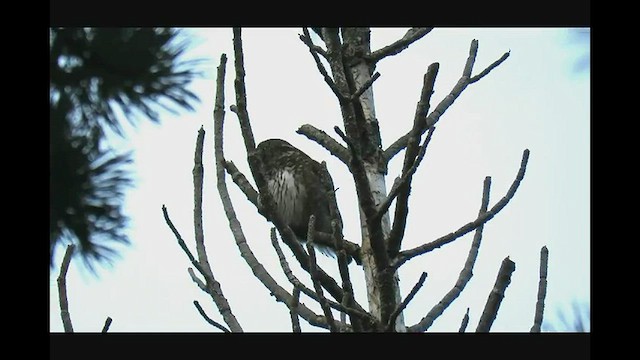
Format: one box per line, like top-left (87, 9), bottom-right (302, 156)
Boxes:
top-left (49, 27), bottom-right (590, 332)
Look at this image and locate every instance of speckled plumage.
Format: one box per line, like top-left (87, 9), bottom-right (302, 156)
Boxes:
top-left (255, 139), bottom-right (341, 259)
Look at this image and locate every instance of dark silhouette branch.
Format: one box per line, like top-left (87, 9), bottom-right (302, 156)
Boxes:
top-left (193, 300), bottom-right (231, 333)
top-left (366, 28), bottom-right (434, 63)
top-left (296, 124), bottom-right (350, 165)
top-left (476, 257), bottom-right (516, 332)
top-left (530, 246), bottom-right (549, 333)
top-left (386, 271), bottom-right (428, 331)
top-left (393, 149), bottom-right (530, 269)
top-left (57, 244), bottom-right (75, 333)
top-left (408, 176), bottom-right (491, 332)
top-left (162, 206), bottom-right (208, 281)
top-left (459, 308), bottom-right (470, 333)
top-left (101, 317), bottom-right (112, 333)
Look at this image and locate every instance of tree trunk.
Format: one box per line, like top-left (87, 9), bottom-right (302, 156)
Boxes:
top-left (341, 28), bottom-right (406, 332)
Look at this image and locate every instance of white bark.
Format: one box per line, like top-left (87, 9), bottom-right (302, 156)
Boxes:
top-left (349, 59), bottom-right (406, 332)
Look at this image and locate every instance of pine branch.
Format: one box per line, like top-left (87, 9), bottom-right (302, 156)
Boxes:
top-left (393, 149), bottom-right (530, 269)
top-left (366, 28), bottom-right (434, 63)
top-left (407, 176), bottom-right (491, 332)
top-left (530, 246), bottom-right (549, 332)
top-left (476, 257), bottom-right (516, 332)
top-left (57, 244), bottom-right (75, 333)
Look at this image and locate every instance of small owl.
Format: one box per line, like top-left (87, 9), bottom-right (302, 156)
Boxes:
top-left (254, 139), bottom-right (357, 263)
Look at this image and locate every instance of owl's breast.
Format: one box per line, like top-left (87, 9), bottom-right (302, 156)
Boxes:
top-left (266, 168), bottom-right (307, 233)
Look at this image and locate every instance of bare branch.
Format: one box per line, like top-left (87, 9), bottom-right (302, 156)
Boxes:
top-left (187, 267), bottom-right (207, 292)
top-left (367, 28), bottom-right (434, 63)
top-left (290, 287), bottom-right (302, 333)
top-left (373, 126), bottom-right (436, 227)
top-left (57, 244), bottom-right (75, 333)
top-left (393, 149), bottom-right (530, 269)
top-left (296, 124), bottom-right (350, 165)
top-left (476, 257), bottom-right (516, 332)
top-left (192, 124), bottom-right (243, 332)
top-left (469, 51), bottom-right (511, 84)
top-left (101, 317), bottom-right (113, 333)
top-left (408, 176), bottom-right (491, 332)
top-left (306, 216), bottom-right (338, 332)
top-left (215, 52), bottom-right (351, 331)
top-left (298, 29), bottom-right (328, 58)
top-left (386, 66), bottom-right (439, 258)
top-left (386, 272), bottom-right (428, 331)
top-left (459, 308), bottom-right (470, 333)
top-left (270, 227), bottom-right (374, 327)
top-left (385, 40), bottom-right (510, 162)
top-left (223, 160), bottom-right (259, 207)
top-left (162, 205), bottom-right (207, 278)
top-left (334, 126), bottom-right (388, 269)
top-left (332, 220), bottom-right (367, 331)
top-left (232, 28), bottom-right (256, 154)
top-left (350, 72), bottom-right (381, 102)
top-left (193, 126), bottom-right (213, 278)
top-left (530, 246), bottom-right (549, 333)
top-left (193, 301), bottom-right (231, 333)
top-left (301, 27), bottom-right (346, 102)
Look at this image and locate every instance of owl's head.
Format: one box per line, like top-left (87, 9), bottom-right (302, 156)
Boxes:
top-left (255, 138), bottom-right (297, 159)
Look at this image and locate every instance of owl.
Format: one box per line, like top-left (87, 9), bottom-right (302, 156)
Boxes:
top-left (254, 139), bottom-right (358, 264)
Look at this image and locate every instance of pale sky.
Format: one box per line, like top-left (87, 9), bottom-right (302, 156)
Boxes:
top-left (49, 28), bottom-right (590, 332)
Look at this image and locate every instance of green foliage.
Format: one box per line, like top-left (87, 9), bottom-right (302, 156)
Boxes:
top-left (50, 28), bottom-right (201, 268)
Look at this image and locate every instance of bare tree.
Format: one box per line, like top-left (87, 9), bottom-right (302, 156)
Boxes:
top-left (162, 27), bottom-right (549, 332)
